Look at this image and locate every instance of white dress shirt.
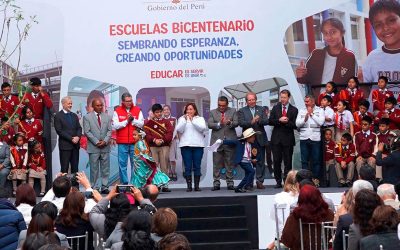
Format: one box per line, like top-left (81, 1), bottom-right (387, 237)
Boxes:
top-left (296, 106), bottom-right (325, 141)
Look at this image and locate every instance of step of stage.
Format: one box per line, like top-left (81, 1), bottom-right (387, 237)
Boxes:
top-left (177, 216), bottom-right (247, 231)
top-left (156, 196), bottom-right (256, 250)
top-left (190, 241), bottom-right (252, 250)
top-left (172, 204), bottom-right (246, 218)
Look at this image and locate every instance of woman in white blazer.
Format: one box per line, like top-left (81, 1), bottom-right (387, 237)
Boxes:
top-left (176, 103), bottom-right (207, 192)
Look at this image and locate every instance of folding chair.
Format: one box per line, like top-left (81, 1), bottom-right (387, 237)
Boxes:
top-left (321, 221), bottom-right (336, 250)
top-left (299, 218), bottom-right (323, 250)
top-left (274, 203), bottom-right (288, 250)
top-left (92, 231), bottom-right (106, 250)
top-left (67, 231), bottom-right (88, 250)
top-left (342, 230), bottom-right (349, 250)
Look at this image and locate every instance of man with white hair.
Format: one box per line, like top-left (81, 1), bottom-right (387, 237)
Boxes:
top-left (54, 96), bottom-right (82, 173)
top-left (352, 179), bottom-right (374, 196)
top-left (377, 183), bottom-right (400, 210)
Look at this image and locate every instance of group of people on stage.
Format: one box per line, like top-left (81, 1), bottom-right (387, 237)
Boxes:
top-left (0, 78), bottom-right (53, 196)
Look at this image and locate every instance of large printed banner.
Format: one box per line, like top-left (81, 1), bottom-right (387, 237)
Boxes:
top-left (9, 0), bottom-right (398, 189)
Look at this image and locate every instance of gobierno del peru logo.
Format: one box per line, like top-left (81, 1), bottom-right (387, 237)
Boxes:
top-left (144, 0), bottom-right (207, 11)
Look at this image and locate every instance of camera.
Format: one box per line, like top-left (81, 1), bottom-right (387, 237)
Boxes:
top-left (117, 185), bottom-right (134, 193)
top-left (82, 191), bottom-right (93, 199)
top-left (66, 173), bottom-right (79, 187)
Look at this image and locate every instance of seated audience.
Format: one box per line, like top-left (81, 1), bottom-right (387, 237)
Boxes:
top-left (90, 185), bottom-right (158, 239)
top-left (267, 170), bottom-right (299, 250)
top-left (55, 190), bottom-right (94, 250)
top-left (291, 169), bottom-right (335, 212)
top-left (15, 183), bottom-right (36, 226)
top-left (0, 189), bottom-right (26, 250)
top-left (352, 179), bottom-right (374, 196)
top-left (333, 189), bottom-right (353, 227)
top-left (110, 210), bottom-right (154, 250)
top-left (360, 205), bottom-right (400, 250)
top-left (158, 233), bottom-right (191, 250)
top-left (41, 172), bottom-right (96, 213)
top-left (333, 189), bottom-right (354, 250)
top-left (377, 183), bottom-right (400, 210)
top-left (151, 208), bottom-right (178, 242)
top-left (348, 189), bottom-right (382, 250)
top-left (102, 194), bottom-right (131, 247)
top-left (17, 201), bottom-right (69, 248)
top-left (22, 233), bottom-right (55, 250)
top-left (281, 185), bottom-right (334, 250)
top-left (358, 165), bottom-right (378, 191)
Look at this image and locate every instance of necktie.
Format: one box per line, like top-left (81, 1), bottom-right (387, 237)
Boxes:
top-left (388, 110), bottom-right (392, 115)
top-left (221, 112), bottom-right (225, 121)
top-left (364, 132), bottom-right (368, 138)
top-left (339, 114), bottom-right (344, 130)
top-left (250, 108), bottom-right (255, 117)
top-left (27, 120), bottom-right (32, 125)
top-left (33, 93), bottom-right (38, 99)
top-left (282, 106), bottom-right (287, 117)
top-left (97, 113), bottom-right (101, 128)
top-left (66, 112), bottom-right (72, 125)
top-left (351, 90), bottom-right (355, 97)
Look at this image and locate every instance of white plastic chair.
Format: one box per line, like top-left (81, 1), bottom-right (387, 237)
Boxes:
top-left (66, 231), bottom-right (88, 250)
top-left (274, 203), bottom-right (288, 250)
top-left (342, 230), bottom-right (349, 250)
top-left (321, 221), bottom-right (336, 250)
top-left (299, 218), bottom-right (323, 250)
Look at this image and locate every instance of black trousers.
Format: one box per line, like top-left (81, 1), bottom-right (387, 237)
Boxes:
top-left (272, 143), bottom-right (294, 184)
top-left (60, 148), bottom-right (80, 173)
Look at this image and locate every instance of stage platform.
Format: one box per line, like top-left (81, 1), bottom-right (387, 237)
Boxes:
top-left (154, 186), bottom-right (347, 199)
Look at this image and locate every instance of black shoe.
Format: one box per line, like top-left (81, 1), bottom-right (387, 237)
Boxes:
top-left (211, 186), bottom-right (220, 191)
top-left (346, 181), bottom-right (353, 187)
top-left (338, 182), bottom-right (346, 187)
top-left (161, 187), bottom-right (172, 192)
top-left (101, 188), bottom-right (110, 195)
top-left (235, 188), bottom-right (246, 193)
top-left (227, 185), bottom-right (235, 190)
top-left (274, 183), bottom-right (283, 189)
top-left (245, 186), bottom-right (255, 192)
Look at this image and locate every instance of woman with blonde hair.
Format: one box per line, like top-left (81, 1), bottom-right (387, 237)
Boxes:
top-left (266, 170), bottom-right (299, 250)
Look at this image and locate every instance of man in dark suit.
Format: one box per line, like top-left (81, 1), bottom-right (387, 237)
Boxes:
top-left (269, 90), bottom-right (298, 188)
top-left (54, 96), bottom-right (82, 173)
top-left (238, 92), bottom-right (269, 189)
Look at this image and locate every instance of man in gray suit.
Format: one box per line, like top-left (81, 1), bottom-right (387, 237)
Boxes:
top-left (208, 96), bottom-right (238, 191)
top-left (0, 141), bottom-right (10, 189)
top-left (238, 92), bottom-right (269, 189)
top-left (83, 98), bottom-right (112, 194)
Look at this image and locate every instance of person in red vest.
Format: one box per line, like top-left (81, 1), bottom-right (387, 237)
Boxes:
top-left (0, 82), bottom-right (20, 120)
top-left (20, 77), bottom-right (53, 120)
top-left (339, 76), bottom-right (365, 113)
top-left (112, 92), bottom-right (144, 184)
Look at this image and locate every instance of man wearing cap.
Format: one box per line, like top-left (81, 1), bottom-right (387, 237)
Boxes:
top-left (237, 92), bottom-right (269, 189)
top-left (208, 96), bottom-right (238, 191)
top-left (21, 77), bottom-right (53, 120)
top-left (112, 92), bottom-right (144, 184)
top-left (220, 128), bottom-right (259, 193)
